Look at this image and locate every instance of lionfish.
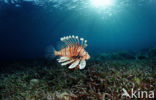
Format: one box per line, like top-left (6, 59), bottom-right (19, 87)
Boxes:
top-left (54, 35), bottom-right (90, 70)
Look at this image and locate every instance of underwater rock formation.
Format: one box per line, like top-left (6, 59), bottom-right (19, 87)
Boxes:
top-left (136, 49), bottom-right (149, 60)
top-left (93, 47), bottom-right (156, 62)
top-left (148, 47), bottom-right (156, 58)
top-left (94, 51), bottom-right (136, 61)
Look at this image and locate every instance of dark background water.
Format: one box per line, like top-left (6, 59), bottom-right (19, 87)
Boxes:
top-left (0, 0), bottom-right (156, 60)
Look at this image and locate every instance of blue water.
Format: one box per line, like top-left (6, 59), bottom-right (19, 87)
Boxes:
top-left (0, 0), bottom-right (156, 60)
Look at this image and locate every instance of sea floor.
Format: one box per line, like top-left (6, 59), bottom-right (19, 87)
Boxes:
top-left (0, 59), bottom-right (156, 100)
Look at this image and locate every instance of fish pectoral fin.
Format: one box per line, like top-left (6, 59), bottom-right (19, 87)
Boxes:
top-left (79, 60), bottom-right (86, 69)
top-left (68, 60), bottom-right (80, 69)
top-left (57, 57), bottom-right (70, 63)
top-left (61, 59), bottom-right (74, 66)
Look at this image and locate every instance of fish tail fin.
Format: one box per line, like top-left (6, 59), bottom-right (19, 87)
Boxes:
top-left (45, 45), bottom-right (56, 60)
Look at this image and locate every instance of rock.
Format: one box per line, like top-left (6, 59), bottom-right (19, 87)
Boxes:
top-left (136, 51), bottom-right (148, 60)
top-left (117, 51), bottom-right (136, 60)
top-left (55, 91), bottom-right (78, 100)
top-left (137, 55), bottom-right (147, 60)
top-left (94, 51), bottom-right (135, 61)
top-left (148, 47), bottom-right (156, 58)
top-left (30, 79), bottom-right (40, 86)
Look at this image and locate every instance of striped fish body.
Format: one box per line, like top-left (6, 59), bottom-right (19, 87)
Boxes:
top-left (55, 46), bottom-right (86, 59)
